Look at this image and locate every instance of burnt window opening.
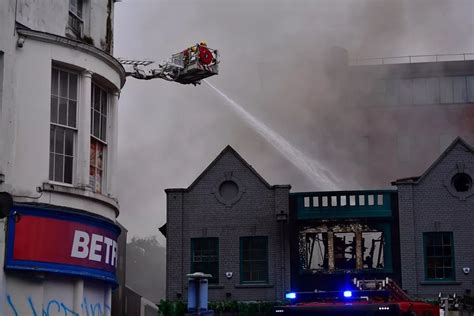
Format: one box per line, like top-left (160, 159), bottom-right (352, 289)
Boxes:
top-left (301, 233), bottom-right (329, 271)
top-left (299, 229), bottom-right (385, 272)
top-left (362, 232), bottom-right (384, 269)
top-left (334, 233), bottom-right (356, 270)
top-left (452, 173), bottom-right (472, 193)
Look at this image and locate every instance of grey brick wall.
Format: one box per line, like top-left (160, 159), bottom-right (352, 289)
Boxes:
top-left (397, 139), bottom-right (474, 299)
top-left (166, 147), bottom-right (291, 302)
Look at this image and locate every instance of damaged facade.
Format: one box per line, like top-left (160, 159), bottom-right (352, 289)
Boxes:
top-left (164, 138), bottom-right (474, 302)
top-left (290, 190), bottom-right (400, 292)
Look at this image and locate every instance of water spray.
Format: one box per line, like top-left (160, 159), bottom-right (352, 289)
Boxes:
top-left (203, 80), bottom-right (340, 190)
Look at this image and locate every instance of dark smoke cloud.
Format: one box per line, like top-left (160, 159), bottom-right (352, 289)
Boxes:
top-left (114, 0), bottom-right (474, 241)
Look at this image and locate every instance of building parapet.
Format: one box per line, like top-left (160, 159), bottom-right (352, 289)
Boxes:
top-left (291, 190), bottom-right (397, 220)
top-left (350, 53), bottom-right (474, 66)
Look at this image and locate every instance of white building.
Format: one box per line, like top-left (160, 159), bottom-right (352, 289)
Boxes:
top-left (0, 1), bottom-right (125, 315)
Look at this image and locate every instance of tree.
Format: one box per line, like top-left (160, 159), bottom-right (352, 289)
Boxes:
top-left (127, 236), bottom-right (166, 303)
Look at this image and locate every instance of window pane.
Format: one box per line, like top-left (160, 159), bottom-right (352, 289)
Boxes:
top-left (49, 153), bottom-right (54, 180)
top-left (59, 71), bottom-right (68, 98)
top-left (65, 129), bottom-right (74, 156)
top-left (427, 78), bottom-right (440, 104)
top-left (97, 144), bottom-right (103, 169)
top-left (58, 98), bottom-right (68, 125)
top-left (94, 85), bottom-right (101, 110)
top-left (54, 154), bottom-right (64, 182)
top-left (93, 111), bottom-right (100, 138)
top-left (55, 127), bottom-right (64, 154)
top-left (68, 100), bottom-right (77, 127)
top-left (64, 156), bottom-right (73, 184)
top-left (440, 77), bottom-right (454, 103)
top-left (101, 90), bottom-right (107, 115)
top-left (90, 141), bottom-right (96, 167)
top-left (101, 115), bottom-right (107, 141)
top-left (442, 234), bottom-right (452, 245)
top-left (51, 69), bottom-right (58, 95)
top-left (50, 96), bottom-right (58, 123)
top-left (453, 77), bottom-right (467, 103)
top-left (95, 170), bottom-right (102, 192)
top-left (90, 110), bottom-right (94, 134)
top-left (413, 78), bottom-right (438, 105)
top-left (467, 76), bottom-right (474, 102)
top-left (385, 79), bottom-right (399, 105)
top-left (399, 79), bottom-right (412, 104)
top-left (50, 125), bottom-right (55, 152)
top-left (240, 237), bottom-right (267, 283)
top-left (424, 233), bottom-right (454, 280)
top-left (191, 238), bottom-right (219, 284)
top-left (89, 166), bottom-right (96, 188)
top-left (68, 74), bottom-right (77, 100)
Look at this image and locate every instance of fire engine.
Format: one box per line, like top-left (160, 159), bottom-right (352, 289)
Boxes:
top-left (118, 42), bottom-right (219, 85)
top-left (274, 278), bottom-right (440, 316)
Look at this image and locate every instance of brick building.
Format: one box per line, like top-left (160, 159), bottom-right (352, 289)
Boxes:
top-left (164, 138), bottom-right (474, 302)
top-left (394, 137), bottom-right (474, 299)
top-left (165, 146), bottom-right (291, 301)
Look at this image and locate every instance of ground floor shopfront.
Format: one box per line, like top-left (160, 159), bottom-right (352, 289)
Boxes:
top-left (0, 203), bottom-right (120, 315)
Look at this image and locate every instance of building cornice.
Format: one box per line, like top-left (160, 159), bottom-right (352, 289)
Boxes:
top-left (16, 28), bottom-right (126, 88)
top-left (42, 183), bottom-right (120, 217)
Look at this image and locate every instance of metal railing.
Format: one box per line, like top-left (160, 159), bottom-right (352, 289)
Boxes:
top-left (350, 53), bottom-right (474, 66)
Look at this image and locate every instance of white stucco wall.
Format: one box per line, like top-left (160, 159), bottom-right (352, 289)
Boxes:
top-left (0, 274), bottom-right (113, 315)
top-left (0, 2), bottom-right (124, 315)
top-left (15, 0), bottom-right (114, 53)
top-left (5, 33), bottom-right (122, 220)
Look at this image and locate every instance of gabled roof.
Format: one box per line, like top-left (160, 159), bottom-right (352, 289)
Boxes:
top-left (165, 145), bottom-right (291, 193)
top-left (392, 137), bottom-right (474, 185)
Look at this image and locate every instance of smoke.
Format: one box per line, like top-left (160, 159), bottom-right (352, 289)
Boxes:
top-left (114, 0), bottom-right (474, 240)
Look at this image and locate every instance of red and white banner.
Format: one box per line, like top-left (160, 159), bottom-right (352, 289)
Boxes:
top-left (5, 206), bottom-right (120, 282)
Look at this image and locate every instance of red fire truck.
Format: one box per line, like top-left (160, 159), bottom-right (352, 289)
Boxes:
top-left (274, 278), bottom-right (439, 316)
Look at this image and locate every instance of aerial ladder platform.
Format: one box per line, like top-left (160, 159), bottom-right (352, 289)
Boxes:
top-left (118, 42), bottom-right (219, 86)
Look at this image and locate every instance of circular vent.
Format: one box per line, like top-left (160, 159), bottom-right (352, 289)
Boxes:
top-left (452, 173), bottom-right (472, 193)
top-left (219, 181), bottom-right (239, 201)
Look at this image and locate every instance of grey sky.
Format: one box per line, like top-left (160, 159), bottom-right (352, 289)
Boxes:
top-left (114, 0), bottom-right (474, 241)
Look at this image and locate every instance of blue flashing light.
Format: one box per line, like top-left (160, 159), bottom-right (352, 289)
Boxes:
top-left (343, 291), bottom-right (352, 298)
top-left (285, 292), bottom-right (297, 300)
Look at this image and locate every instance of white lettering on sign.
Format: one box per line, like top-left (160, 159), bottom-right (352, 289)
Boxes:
top-left (70, 230), bottom-right (117, 266)
top-left (89, 234), bottom-right (103, 262)
top-left (71, 230), bottom-right (90, 259)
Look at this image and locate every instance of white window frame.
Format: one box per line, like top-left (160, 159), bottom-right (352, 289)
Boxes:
top-left (90, 82), bottom-right (109, 194)
top-left (49, 67), bottom-right (79, 186)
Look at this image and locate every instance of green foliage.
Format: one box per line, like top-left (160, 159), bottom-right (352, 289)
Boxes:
top-left (236, 301), bottom-right (280, 316)
top-left (158, 300), bottom-right (186, 316)
top-left (209, 300), bottom-right (238, 313)
top-left (158, 300), bottom-right (283, 316)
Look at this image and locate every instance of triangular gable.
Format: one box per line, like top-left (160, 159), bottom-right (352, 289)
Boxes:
top-left (168, 145), bottom-right (287, 192)
top-left (393, 137), bottom-right (474, 185)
